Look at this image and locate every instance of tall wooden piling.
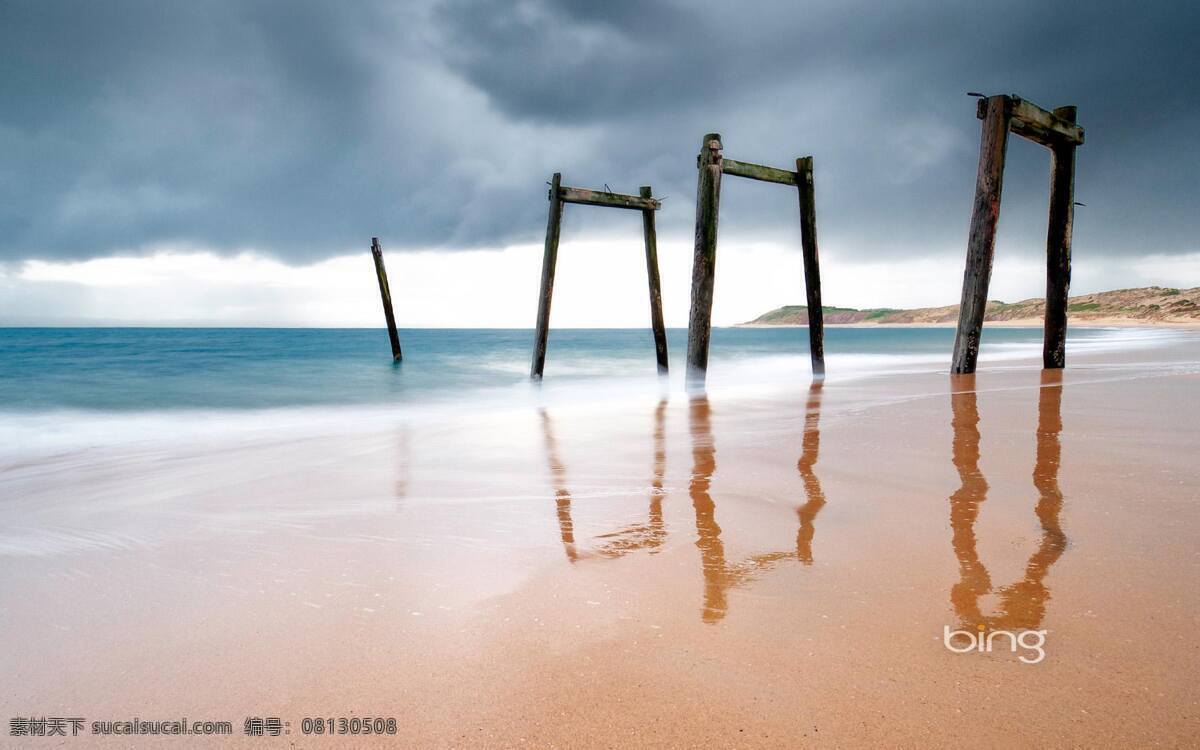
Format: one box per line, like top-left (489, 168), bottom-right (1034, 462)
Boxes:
top-left (686, 134), bottom-right (723, 384)
top-left (531, 173), bottom-right (564, 379)
top-left (951, 95), bottom-right (1011, 374)
top-left (796, 156), bottom-right (825, 379)
top-left (370, 237), bottom-right (402, 361)
top-left (1043, 106), bottom-right (1077, 369)
top-left (640, 186), bottom-right (669, 374)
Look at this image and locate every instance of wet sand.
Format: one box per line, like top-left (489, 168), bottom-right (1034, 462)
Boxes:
top-left (2, 340), bottom-right (1199, 747)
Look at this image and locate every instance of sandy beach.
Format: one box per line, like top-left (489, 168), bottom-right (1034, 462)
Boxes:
top-left (2, 333), bottom-right (1198, 747)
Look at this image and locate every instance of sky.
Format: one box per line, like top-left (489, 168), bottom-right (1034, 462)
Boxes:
top-left (1, 0), bottom-right (1197, 326)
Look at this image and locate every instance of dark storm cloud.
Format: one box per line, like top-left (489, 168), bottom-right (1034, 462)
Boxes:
top-left (1, 0), bottom-right (1197, 263)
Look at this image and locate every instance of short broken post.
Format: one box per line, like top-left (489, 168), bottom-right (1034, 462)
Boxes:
top-left (531, 173), bottom-right (564, 379)
top-left (796, 156), bottom-right (825, 379)
top-left (951, 94), bottom-right (1084, 374)
top-left (641, 185), bottom-right (669, 374)
top-left (370, 237), bottom-right (402, 361)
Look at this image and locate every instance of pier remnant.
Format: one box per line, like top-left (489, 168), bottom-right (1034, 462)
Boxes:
top-left (951, 95), bottom-right (1084, 373)
top-left (531, 173), bottom-right (668, 379)
top-left (370, 237), bottom-right (402, 361)
top-left (686, 135), bottom-right (825, 385)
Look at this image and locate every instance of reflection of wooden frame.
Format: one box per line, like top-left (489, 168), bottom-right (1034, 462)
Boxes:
top-left (540, 390), bottom-right (827, 623)
top-left (531, 173), bottom-right (668, 379)
top-left (687, 134), bottom-right (825, 383)
top-left (539, 402), bottom-right (668, 563)
top-left (952, 95), bottom-right (1084, 373)
top-left (687, 386), bottom-right (826, 623)
top-left (948, 372), bottom-right (1067, 629)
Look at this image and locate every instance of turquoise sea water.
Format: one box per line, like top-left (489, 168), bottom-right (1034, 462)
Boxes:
top-left (0, 326), bottom-right (1131, 412)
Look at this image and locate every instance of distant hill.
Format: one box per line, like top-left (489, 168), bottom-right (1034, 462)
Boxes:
top-left (743, 287), bottom-right (1200, 327)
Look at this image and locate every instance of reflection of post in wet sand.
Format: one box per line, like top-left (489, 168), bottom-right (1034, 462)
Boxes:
top-left (540, 409), bottom-right (580, 562)
top-left (539, 402), bottom-right (668, 564)
top-left (688, 395), bottom-right (730, 621)
top-left (948, 371), bottom-right (1068, 630)
top-left (592, 399), bottom-right (668, 556)
top-left (687, 385), bottom-right (827, 623)
top-left (795, 383), bottom-right (826, 564)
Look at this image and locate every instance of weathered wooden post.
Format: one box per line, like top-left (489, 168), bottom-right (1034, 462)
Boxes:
top-left (686, 134), bottom-right (723, 384)
top-left (641, 185), bottom-right (669, 374)
top-left (951, 94), bottom-right (1083, 373)
top-left (686, 135), bottom-right (825, 384)
top-left (1043, 106), bottom-right (1077, 369)
top-left (531, 173), bottom-right (564, 379)
top-left (796, 157), bottom-right (825, 379)
top-left (370, 237), bottom-right (402, 361)
top-left (530, 174), bottom-right (666, 379)
top-left (951, 95), bottom-right (1011, 374)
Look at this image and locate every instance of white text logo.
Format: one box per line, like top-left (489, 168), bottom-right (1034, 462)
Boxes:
top-left (943, 625), bottom-right (1046, 664)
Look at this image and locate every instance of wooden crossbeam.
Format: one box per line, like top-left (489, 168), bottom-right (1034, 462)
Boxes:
top-left (976, 95), bottom-right (1084, 148)
top-left (721, 158), bottom-right (799, 186)
top-left (558, 185), bottom-right (660, 211)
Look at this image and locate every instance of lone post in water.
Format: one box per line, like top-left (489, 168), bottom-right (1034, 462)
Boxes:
top-left (951, 94), bottom-right (1084, 374)
top-left (686, 134), bottom-right (825, 384)
top-left (531, 173), bottom-right (667, 379)
top-left (370, 237), bottom-right (402, 361)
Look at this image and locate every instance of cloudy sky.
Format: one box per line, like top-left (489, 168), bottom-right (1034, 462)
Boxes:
top-left (1, 0), bottom-right (1197, 326)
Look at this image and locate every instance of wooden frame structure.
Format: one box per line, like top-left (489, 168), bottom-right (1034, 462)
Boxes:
top-left (370, 237), bottom-right (402, 361)
top-left (540, 403), bottom-right (668, 563)
top-left (686, 134), bottom-right (824, 384)
top-left (540, 393), bottom-right (827, 622)
top-left (952, 94), bottom-right (1084, 373)
top-left (686, 390), bottom-right (827, 622)
top-left (531, 173), bottom-right (669, 379)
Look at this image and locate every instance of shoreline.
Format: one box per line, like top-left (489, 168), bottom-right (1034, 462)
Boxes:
top-left (0, 328), bottom-right (1189, 464)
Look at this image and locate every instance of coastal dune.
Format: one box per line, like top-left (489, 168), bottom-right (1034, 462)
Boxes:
top-left (743, 285), bottom-right (1200, 327)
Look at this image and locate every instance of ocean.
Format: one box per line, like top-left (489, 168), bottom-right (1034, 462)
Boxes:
top-left (0, 325), bottom-right (1174, 460)
top-left (0, 326), bottom-right (1147, 412)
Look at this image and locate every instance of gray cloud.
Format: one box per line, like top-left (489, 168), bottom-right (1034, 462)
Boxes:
top-left (1, 0), bottom-right (1197, 264)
